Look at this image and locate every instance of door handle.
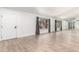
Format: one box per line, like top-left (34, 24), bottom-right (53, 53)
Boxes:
top-left (14, 26), bottom-right (17, 29)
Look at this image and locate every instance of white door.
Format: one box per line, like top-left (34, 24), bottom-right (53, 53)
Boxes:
top-left (2, 14), bottom-right (17, 40)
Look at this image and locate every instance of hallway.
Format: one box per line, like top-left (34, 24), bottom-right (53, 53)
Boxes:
top-left (0, 30), bottom-right (79, 52)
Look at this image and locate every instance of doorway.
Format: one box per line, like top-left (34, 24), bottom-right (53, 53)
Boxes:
top-left (68, 21), bottom-right (75, 30)
top-left (36, 17), bottom-right (51, 35)
top-left (55, 20), bottom-right (62, 32)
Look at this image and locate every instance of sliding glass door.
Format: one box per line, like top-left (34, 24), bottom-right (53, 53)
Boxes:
top-left (55, 20), bottom-right (62, 32)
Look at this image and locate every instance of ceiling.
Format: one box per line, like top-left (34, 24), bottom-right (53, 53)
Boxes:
top-left (4, 7), bottom-right (79, 18)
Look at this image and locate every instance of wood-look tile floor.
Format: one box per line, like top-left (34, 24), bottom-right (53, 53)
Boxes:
top-left (1, 30), bottom-right (79, 52)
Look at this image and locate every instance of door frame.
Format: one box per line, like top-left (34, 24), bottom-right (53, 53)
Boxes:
top-left (55, 20), bottom-right (62, 32)
top-left (36, 17), bottom-right (51, 35)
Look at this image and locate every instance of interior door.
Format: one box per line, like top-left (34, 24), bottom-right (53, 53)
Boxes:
top-left (2, 14), bottom-right (17, 40)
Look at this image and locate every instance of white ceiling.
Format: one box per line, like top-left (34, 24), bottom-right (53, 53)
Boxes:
top-left (4, 7), bottom-right (79, 18)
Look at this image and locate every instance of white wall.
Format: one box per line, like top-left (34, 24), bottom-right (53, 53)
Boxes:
top-left (16, 12), bottom-right (36, 38)
top-left (0, 8), bottom-right (37, 40)
top-left (75, 21), bottom-right (79, 29)
top-left (0, 8), bottom-right (55, 40)
top-left (50, 18), bottom-right (55, 32)
top-left (0, 8), bottom-right (17, 40)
